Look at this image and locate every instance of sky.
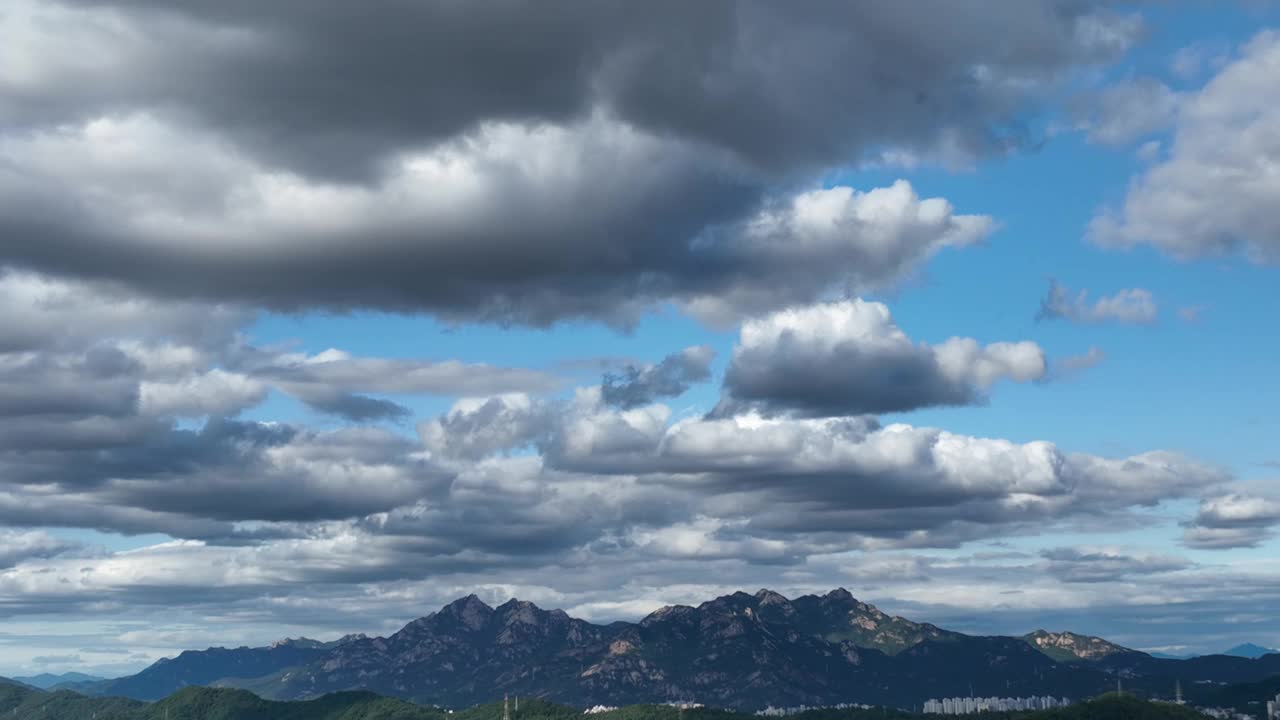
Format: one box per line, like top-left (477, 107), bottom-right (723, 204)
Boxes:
top-left (1, 0), bottom-right (1279, 678)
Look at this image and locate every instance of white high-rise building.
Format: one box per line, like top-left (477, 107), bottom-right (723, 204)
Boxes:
top-left (922, 696), bottom-right (1070, 714)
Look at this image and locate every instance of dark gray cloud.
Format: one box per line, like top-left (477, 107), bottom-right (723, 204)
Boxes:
top-left (13, 0), bottom-right (1133, 174)
top-left (602, 346), bottom-right (715, 409)
top-left (0, 274), bottom-right (571, 533)
top-left (296, 392), bottom-right (411, 423)
top-left (0, 270), bottom-right (248, 354)
top-left (0, 418), bottom-right (450, 527)
top-left (0, 348), bottom-right (140, 419)
top-left (0, 0), bottom-right (1136, 325)
top-left (718, 300), bottom-right (1046, 417)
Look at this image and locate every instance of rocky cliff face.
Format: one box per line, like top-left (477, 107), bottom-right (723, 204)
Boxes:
top-left (1023, 630), bottom-right (1133, 662)
top-left (784, 588), bottom-right (960, 655)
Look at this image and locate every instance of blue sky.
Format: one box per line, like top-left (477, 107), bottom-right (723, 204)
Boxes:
top-left (0, 0), bottom-right (1278, 678)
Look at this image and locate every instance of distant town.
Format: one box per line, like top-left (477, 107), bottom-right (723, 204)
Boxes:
top-left (922, 696), bottom-right (1070, 714)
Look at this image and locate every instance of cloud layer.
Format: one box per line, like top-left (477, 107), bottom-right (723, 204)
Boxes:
top-left (0, 0), bottom-right (1139, 325)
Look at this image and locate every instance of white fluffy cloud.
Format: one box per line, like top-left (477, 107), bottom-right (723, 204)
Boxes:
top-left (720, 299), bottom-right (1045, 416)
top-left (682, 184), bottom-right (994, 326)
top-left (1091, 31), bottom-right (1280, 263)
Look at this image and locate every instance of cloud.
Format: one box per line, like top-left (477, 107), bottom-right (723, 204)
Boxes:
top-left (1090, 31), bottom-right (1280, 263)
top-left (294, 392), bottom-right (412, 423)
top-left (0, 270), bottom-right (247, 353)
top-left (31, 654), bottom-right (83, 667)
top-left (678, 182), bottom-right (995, 326)
top-left (1051, 347), bottom-right (1106, 378)
top-left (1036, 279), bottom-right (1158, 325)
top-left (249, 347), bottom-right (556, 421)
top-left (1040, 547), bottom-right (1190, 583)
top-left (718, 299), bottom-right (1046, 417)
top-left (0, 273), bottom-right (582, 533)
top-left (1072, 77), bottom-right (1180, 145)
top-left (1182, 493), bottom-right (1280, 549)
top-left (0, 419), bottom-right (452, 528)
top-left (0, 113), bottom-right (993, 326)
top-left (1170, 42), bottom-right (1230, 81)
top-left (0, 530), bottom-right (80, 569)
top-left (647, 415), bottom-right (1220, 533)
top-left (602, 346), bottom-right (715, 409)
top-left (0, 0), bottom-right (1136, 325)
top-left (419, 395), bottom-right (551, 461)
top-left (0, 270), bottom-right (556, 430)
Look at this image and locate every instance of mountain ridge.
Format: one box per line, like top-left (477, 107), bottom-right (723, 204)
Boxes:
top-left (10, 671), bottom-right (106, 690)
top-left (1222, 642), bottom-right (1279, 659)
top-left (71, 589), bottom-right (1280, 709)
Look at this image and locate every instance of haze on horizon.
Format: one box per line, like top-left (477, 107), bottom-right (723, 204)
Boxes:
top-left (0, 0), bottom-right (1278, 679)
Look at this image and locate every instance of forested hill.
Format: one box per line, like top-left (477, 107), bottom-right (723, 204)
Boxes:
top-left (0, 681), bottom-right (1213, 720)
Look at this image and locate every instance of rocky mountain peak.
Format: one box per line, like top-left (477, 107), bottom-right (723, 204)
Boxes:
top-left (269, 637), bottom-right (326, 650)
top-left (639, 603), bottom-right (694, 626)
top-left (496, 598), bottom-right (547, 626)
top-left (442, 593), bottom-right (494, 631)
top-left (754, 588), bottom-right (790, 604)
top-left (1023, 629), bottom-right (1131, 661)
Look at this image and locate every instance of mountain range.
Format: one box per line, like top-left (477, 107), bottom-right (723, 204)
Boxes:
top-left (49, 589), bottom-right (1280, 710)
top-left (9, 672), bottom-right (104, 690)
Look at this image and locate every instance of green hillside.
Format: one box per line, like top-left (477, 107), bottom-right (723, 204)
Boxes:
top-left (1194, 673), bottom-right (1280, 714)
top-left (140, 687), bottom-right (446, 720)
top-left (448, 698), bottom-right (581, 720)
top-left (0, 682), bottom-right (1214, 720)
top-left (0, 685), bottom-right (441, 720)
top-left (1, 683), bottom-right (145, 720)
